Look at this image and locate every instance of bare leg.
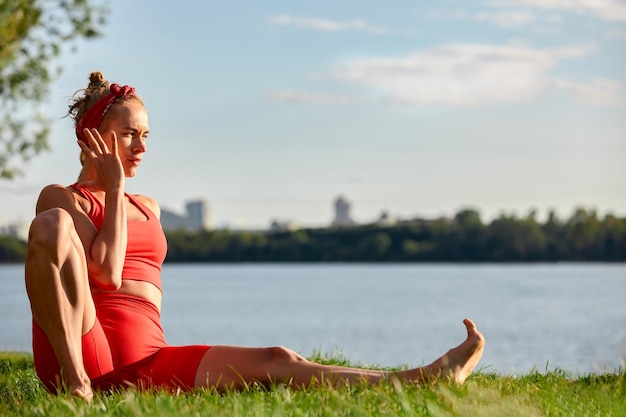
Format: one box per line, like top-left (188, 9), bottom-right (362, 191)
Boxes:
top-left (419, 318), bottom-right (485, 384)
top-left (194, 318), bottom-right (484, 390)
top-left (25, 208), bottom-right (96, 401)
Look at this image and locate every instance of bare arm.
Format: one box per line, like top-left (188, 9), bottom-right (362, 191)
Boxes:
top-left (74, 128), bottom-right (127, 290)
top-left (86, 185), bottom-right (126, 290)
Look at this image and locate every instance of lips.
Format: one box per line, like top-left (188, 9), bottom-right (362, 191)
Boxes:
top-left (128, 158), bottom-right (142, 166)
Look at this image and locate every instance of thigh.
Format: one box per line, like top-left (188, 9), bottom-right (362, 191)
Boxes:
top-left (26, 207), bottom-right (97, 334)
top-left (96, 345), bottom-right (211, 392)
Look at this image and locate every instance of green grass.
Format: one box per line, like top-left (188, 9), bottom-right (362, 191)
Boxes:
top-left (1, 351), bottom-right (624, 417)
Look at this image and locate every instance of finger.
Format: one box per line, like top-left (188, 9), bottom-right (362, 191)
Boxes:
top-left (83, 128), bottom-right (103, 154)
top-left (95, 129), bottom-right (113, 154)
top-left (85, 128), bottom-right (111, 154)
top-left (77, 140), bottom-right (97, 159)
top-left (90, 128), bottom-right (111, 154)
top-left (109, 131), bottom-right (118, 156)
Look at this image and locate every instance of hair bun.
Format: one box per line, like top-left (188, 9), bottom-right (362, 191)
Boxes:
top-left (88, 71), bottom-right (106, 88)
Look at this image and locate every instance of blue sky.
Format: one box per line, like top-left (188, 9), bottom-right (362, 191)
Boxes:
top-left (2, 0), bottom-right (625, 230)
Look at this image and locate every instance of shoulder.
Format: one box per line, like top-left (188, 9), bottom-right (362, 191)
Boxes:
top-left (133, 194), bottom-right (161, 219)
top-left (39, 184), bottom-right (70, 197)
top-left (36, 184), bottom-right (85, 214)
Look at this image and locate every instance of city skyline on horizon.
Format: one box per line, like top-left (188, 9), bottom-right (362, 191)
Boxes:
top-left (0, 190), bottom-right (619, 243)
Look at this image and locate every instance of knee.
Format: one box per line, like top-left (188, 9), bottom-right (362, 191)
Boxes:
top-left (265, 346), bottom-right (305, 365)
top-left (28, 208), bottom-right (77, 253)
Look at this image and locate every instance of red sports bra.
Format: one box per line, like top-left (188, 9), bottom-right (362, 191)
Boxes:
top-left (71, 184), bottom-right (167, 292)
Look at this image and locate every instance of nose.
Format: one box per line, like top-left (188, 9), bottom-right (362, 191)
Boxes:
top-left (132, 137), bottom-right (147, 153)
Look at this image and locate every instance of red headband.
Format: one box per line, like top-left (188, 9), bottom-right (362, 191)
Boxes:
top-left (75, 83), bottom-right (136, 143)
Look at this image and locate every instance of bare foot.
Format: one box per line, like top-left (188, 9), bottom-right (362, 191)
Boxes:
top-left (63, 371), bottom-right (94, 403)
top-left (70, 386), bottom-right (93, 403)
top-left (408, 318), bottom-right (485, 385)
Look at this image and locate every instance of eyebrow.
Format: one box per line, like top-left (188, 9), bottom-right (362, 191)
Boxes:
top-left (124, 126), bottom-right (149, 134)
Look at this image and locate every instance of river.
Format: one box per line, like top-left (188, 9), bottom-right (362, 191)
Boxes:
top-left (1, 263), bottom-right (624, 375)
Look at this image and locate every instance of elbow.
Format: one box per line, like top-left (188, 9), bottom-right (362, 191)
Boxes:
top-left (103, 269), bottom-right (123, 291)
top-left (89, 267), bottom-right (123, 291)
top-left (98, 279), bottom-right (123, 291)
top-left (96, 283), bottom-right (119, 291)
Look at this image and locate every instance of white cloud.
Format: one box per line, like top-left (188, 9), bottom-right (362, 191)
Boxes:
top-left (605, 29), bottom-right (626, 38)
top-left (552, 78), bottom-right (625, 104)
top-left (265, 91), bottom-right (365, 105)
top-left (491, 0), bottom-right (626, 21)
top-left (324, 43), bottom-right (608, 107)
top-left (550, 43), bottom-right (597, 58)
top-left (268, 14), bottom-right (389, 34)
top-left (475, 10), bottom-right (536, 27)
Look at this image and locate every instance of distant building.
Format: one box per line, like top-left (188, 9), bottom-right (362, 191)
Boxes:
top-left (331, 195), bottom-right (356, 227)
top-left (161, 199), bottom-right (213, 231)
top-left (0, 220), bottom-right (30, 241)
top-left (185, 200), bottom-right (212, 230)
top-left (269, 219), bottom-right (300, 232)
top-left (375, 210), bottom-right (397, 226)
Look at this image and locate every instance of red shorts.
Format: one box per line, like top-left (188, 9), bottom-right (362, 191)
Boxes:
top-left (32, 293), bottom-right (211, 393)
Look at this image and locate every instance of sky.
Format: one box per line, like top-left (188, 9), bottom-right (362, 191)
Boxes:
top-left (2, 0), bottom-right (626, 230)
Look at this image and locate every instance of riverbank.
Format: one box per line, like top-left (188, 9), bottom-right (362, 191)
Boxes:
top-left (1, 352), bottom-right (623, 416)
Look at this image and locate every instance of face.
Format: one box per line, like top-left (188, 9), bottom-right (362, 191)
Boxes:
top-left (99, 100), bottom-right (149, 177)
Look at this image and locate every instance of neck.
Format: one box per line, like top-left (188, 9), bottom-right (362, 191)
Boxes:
top-left (76, 164), bottom-right (106, 189)
top-left (77, 164), bottom-right (94, 180)
top-left (77, 163), bottom-right (127, 191)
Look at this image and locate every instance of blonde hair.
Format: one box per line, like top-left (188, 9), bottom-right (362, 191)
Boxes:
top-left (67, 72), bottom-right (111, 126)
top-left (68, 72), bottom-right (144, 167)
top-left (68, 71), bottom-right (144, 126)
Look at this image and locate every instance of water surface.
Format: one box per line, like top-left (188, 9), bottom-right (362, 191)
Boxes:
top-left (1, 263), bottom-right (624, 375)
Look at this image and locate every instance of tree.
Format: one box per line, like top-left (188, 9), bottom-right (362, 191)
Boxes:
top-left (565, 207), bottom-right (601, 260)
top-left (356, 232), bottom-right (391, 261)
top-left (454, 208), bottom-right (486, 261)
top-left (0, 0), bottom-right (107, 178)
top-left (601, 214), bottom-right (626, 261)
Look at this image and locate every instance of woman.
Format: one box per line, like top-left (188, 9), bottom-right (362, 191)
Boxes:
top-left (25, 72), bottom-right (485, 401)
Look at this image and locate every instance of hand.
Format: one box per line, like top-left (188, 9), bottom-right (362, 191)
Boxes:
top-left (78, 128), bottom-right (125, 192)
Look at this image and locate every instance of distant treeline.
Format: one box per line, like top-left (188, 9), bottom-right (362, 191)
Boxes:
top-left (165, 208), bottom-right (626, 263)
top-left (1, 208), bottom-right (624, 263)
top-left (0, 236), bottom-right (27, 263)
